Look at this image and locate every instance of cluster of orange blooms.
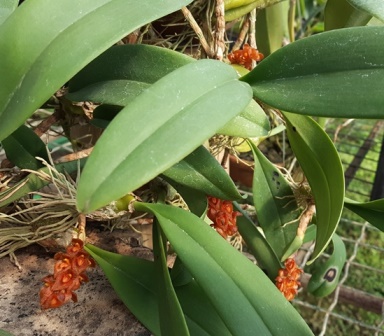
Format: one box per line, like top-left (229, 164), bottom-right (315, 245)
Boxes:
top-left (207, 196), bottom-right (240, 239)
top-left (275, 258), bottom-right (303, 301)
top-left (40, 238), bottom-right (95, 309)
top-left (227, 43), bottom-right (264, 70)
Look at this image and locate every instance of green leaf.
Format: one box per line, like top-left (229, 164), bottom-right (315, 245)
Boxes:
top-left (307, 233), bottom-right (347, 297)
top-left (66, 80), bottom-right (150, 106)
top-left (241, 26), bottom-right (384, 118)
top-left (90, 105), bottom-right (122, 129)
top-left (162, 146), bottom-right (242, 200)
top-left (0, 0), bottom-right (193, 141)
top-left (344, 197), bottom-right (384, 231)
top-left (325, 0), bottom-right (371, 30)
top-left (0, 329), bottom-right (14, 336)
top-left (256, 1), bottom-right (289, 56)
top-left (85, 245), bottom-right (161, 334)
top-left (0, 159), bottom-right (86, 208)
top-left (77, 60), bottom-right (252, 213)
top-left (135, 202), bottom-right (314, 335)
top-left (283, 113), bottom-right (344, 263)
top-left (235, 202), bottom-right (282, 280)
top-left (1, 125), bottom-right (48, 170)
top-left (224, 0), bottom-right (286, 21)
top-left (153, 221), bottom-right (190, 336)
top-left (248, 140), bottom-right (299, 259)
top-left (0, 0), bottom-right (18, 25)
top-left (85, 244), bottom-right (233, 335)
top-left (68, 44), bottom-right (194, 92)
top-left (218, 99), bottom-right (270, 138)
top-left (347, 0), bottom-right (384, 23)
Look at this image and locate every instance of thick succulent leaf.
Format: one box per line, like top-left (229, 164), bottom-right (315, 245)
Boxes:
top-left (66, 80), bottom-right (150, 106)
top-left (248, 140), bottom-right (299, 259)
top-left (0, 0), bottom-right (18, 25)
top-left (235, 202), bottom-right (282, 280)
top-left (91, 105), bottom-right (122, 129)
top-left (325, 0), bottom-right (371, 30)
top-left (347, 0), bottom-right (384, 23)
top-left (134, 202), bottom-right (314, 335)
top-left (283, 113), bottom-right (344, 263)
top-left (1, 125), bottom-right (48, 170)
top-left (241, 26), bottom-right (384, 118)
top-left (85, 244), bottom-right (233, 335)
top-left (153, 222), bottom-right (190, 336)
top-left (0, 159), bottom-right (86, 208)
top-left (162, 146), bottom-right (242, 200)
top-left (0, 0), bottom-right (193, 141)
top-left (218, 99), bottom-right (270, 138)
top-left (307, 234), bottom-right (347, 297)
top-left (77, 60), bottom-right (252, 213)
top-left (225, 0), bottom-right (285, 21)
top-left (344, 197), bottom-right (384, 231)
top-left (68, 44), bottom-right (194, 92)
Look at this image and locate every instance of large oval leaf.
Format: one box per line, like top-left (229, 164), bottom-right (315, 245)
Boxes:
top-left (241, 26), bottom-right (384, 118)
top-left (0, 0), bottom-right (193, 141)
top-left (77, 60), bottom-right (252, 213)
top-left (162, 146), bottom-right (242, 200)
top-left (134, 202), bottom-right (313, 335)
top-left (344, 197), bottom-right (384, 231)
top-left (283, 112), bottom-right (345, 263)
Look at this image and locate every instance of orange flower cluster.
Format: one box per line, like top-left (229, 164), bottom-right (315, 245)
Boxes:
top-left (228, 43), bottom-right (264, 70)
top-left (275, 258), bottom-right (303, 301)
top-left (40, 238), bottom-right (95, 309)
top-left (207, 196), bottom-right (240, 239)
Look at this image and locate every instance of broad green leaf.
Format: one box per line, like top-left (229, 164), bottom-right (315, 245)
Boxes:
top-left (307, 233), bottom-right (347, 297)
top-left (68, 44), bottom-right (194, 92)
top-left (241, 26), bottom-right (384, 118)
top-left (162, 146), bottom-right (242, 200)
top-left (283, 113), bottom-right (344, 263)
top-left (153, 222), bottom-right (190, 336)
top-left (134, 202), bottom-right (314, 335)
top-left (347, 0), bottom-right (384, 23)
top-left (256, 1), bottom-right (289, 56)
top-left (77, 60), bottom-right (252, 213)
top-left (325, 0), bottom-right (371, 30)
top-left (344, 197), bottom-right (384, 231)
top-left (0, 0), bottom-right (18, 25)
top-left (85, 244), bottom-right (233, 335)
top-left (248, 140), bottom-right (299, 259)
top-left (235, 202), bottom-right (282, 280)
top-left (66, 80), bottom-right (150, 106)
top-left (0, 159), bottom-right (86, 208)
top-left (0, 0), bottom-right (193, 141)
top-left (1, 125), bottom-right (48, 170)
top-left (170, 257), bottom-right (193, 288)
top-left (218, 99), bottom-right (270, 138)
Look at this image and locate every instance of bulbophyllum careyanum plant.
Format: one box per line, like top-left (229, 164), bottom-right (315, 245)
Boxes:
top-left (1, 0), bottom-right (384, 335)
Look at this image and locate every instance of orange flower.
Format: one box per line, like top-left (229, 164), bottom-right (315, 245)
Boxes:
top-left (40, 238), bottom-right (95, 309)
top-left (228, 43), bottom-right (264, 70)
top-left (275, 258), bottom-right (303, 301)
top-left (207, 196), bottom-right (240, 239)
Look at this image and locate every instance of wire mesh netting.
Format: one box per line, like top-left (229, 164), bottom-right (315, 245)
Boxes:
top-left (293, 119), bottom-right (384, 336)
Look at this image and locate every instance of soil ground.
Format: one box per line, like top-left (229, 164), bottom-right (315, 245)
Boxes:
top-left (0, 226), bottom-right (152, 336)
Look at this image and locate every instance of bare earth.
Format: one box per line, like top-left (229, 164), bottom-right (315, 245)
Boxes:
top-left (0, 227), bottom-right (152, 336)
